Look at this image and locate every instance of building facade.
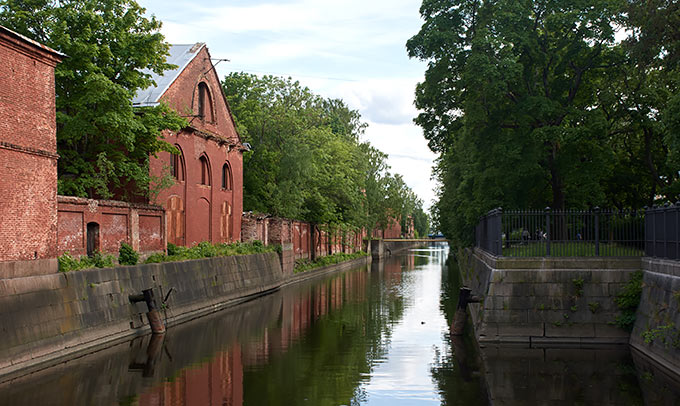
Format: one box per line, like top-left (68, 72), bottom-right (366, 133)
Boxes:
top-left (134, 43), bottom-right (245, 246)
top-left (0, 26), bottom-right (63, 275)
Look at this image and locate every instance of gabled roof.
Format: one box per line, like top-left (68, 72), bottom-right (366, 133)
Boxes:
top-left (132, 43), bottom-right (206, 107)
top-left (0, 25), bottom-right (65, 59)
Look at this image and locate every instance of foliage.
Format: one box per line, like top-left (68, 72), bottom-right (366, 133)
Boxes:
top-left (58, 251), bottom-right (115, 272)
top-left (118, 242), bottom-right (138, 266)
top-left (407, 0), bottom-right (680, 246)
top-left (222, 73), bottom-right (428, 234)
top-left (641, 323), bottom-right (680, 348)
top-left (294, 251), bottom-right (369, 273)
top-left (144, 240), bottom-right (277, 264)
top-left (0, 0), bottom-right (187, 200)
top-left (613, 270), bottom-right (644, 331)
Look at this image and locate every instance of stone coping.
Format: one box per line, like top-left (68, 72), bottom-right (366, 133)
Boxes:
top-left (474, 248), bottom-right (642, 270)
top-left (642, 257), bottom-right (680, 277)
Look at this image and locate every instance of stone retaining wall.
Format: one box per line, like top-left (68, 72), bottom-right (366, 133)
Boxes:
top-left (0, 251), bottom-right (285, 380)
top-left (461, 249), bottom-right (640, 345)
top-left (630, 258), bottom-right (680, 374)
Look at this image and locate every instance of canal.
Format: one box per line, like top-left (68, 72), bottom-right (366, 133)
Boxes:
top-left (0, 243), bottom-right (678, 405)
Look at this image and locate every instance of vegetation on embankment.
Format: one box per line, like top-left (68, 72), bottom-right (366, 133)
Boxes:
top-left (294, 252), bottom-right (369, 274)
top-left (58, 241), bottom-right (278, 272)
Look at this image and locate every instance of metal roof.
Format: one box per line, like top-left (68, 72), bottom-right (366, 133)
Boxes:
top-left (132, 43), bottom-right (205, 107)
top-left (0, 25), bottom-right (66, 58)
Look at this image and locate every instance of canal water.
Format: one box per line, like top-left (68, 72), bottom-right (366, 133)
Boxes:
top-left (0, 243), bottom-right (678, 405)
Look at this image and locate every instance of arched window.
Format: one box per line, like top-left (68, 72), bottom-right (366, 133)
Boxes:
top-left (170, 145), bottom-right (185, 181)
top-left (199, 155), bottom-right (211, 186)
top-left (197, 82), bottom-right (213, 122)
top-left (222, 162), bottom-right (232, 190)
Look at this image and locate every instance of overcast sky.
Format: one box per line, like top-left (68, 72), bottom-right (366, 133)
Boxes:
top-left (138, 0), bottom-right (437, 209)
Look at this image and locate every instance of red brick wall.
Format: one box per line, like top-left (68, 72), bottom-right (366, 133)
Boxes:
top-left (150, 46), bottom-right (243, 247)
top-left (0, 28), bottom-right (61, 265)
top-left (241, 214), bottom-right (368, 260)
top-left (57, 196), bottom-right (165, 256)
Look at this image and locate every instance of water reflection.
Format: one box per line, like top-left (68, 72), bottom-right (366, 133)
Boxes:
top-left (0, 244), bottom-right (673, 406)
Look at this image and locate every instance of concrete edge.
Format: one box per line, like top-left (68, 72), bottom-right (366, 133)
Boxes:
top-left (630, 343), bottom-right (680, 383)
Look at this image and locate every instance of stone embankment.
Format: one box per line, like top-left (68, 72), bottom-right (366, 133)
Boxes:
top-left (0, 241), bottom-right (381, 381)
top-left (461, 248), bottom-right (680, 376)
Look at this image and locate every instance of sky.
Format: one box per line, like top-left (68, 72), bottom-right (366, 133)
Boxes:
top-left (138, 0), bottom-right (438, 210)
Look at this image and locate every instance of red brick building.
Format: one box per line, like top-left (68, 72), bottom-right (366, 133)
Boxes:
top-left (133, 43), bottom-right (245, 246)
top-left (0, 26), bottom-right (63, 275)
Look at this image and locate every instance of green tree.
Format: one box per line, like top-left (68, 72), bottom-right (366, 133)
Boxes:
top-left (407, 0), bottom-right (680, 244)
top-left (0, 0), bottom-right (186, 199)
top-left (223, 72), bottom-right (425, 233)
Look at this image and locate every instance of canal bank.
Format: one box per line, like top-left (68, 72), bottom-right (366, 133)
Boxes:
top-left (459, 247), bottom-right (680, 378)
top-left (0, 241), bottom-right (388, 382)
top-left (0, 243), bottom-right (478, 405)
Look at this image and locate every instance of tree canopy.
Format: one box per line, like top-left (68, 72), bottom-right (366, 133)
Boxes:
top-left (222, 73), bottom-right (429, 236)
top-left (407, 0), bottom-right (679, 245)
top-left (0, 0), bottom-right (186, 200)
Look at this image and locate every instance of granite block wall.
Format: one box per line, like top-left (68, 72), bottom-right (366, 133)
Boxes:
top-left (462, 249), bottom-right (640, 344)
top-left (0, 251), bottom-right (285, 380)
top-left (630, 258), bottom-right (680, 374)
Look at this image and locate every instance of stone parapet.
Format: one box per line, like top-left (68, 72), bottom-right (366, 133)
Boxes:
top-left (462, 248), bottom-right (640, 345)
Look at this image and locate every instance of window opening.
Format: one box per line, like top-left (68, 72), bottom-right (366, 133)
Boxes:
top-left (222, 162), bottom-right (232, 190)
top-left (200, 155), bottom-right (210, 185)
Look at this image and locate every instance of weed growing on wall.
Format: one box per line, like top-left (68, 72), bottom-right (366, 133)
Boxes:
top-left (613, 271), bottom-right (644, 331)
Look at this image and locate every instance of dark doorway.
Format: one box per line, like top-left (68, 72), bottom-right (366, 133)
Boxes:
top-left (86, 222), bottom-right (100, 257)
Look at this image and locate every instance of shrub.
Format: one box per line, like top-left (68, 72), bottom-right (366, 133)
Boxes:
top-left (58, 252), bottom-right (80, 272)
top-left (57, 251), bottom-right (115, 272)
top-left (144, 240), bottom-right (278, 264)
top-left (167, 243), bottom-right (181, 256)
top-left (118, 242), bottom-right (139, 266)
top-left (145, 252), bottom-right (167, 263)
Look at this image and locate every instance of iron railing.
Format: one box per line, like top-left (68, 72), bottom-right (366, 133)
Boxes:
top-left (476, 208), bottom-right (645, 257)
top-left (645, 204), bottom-right (680, 260)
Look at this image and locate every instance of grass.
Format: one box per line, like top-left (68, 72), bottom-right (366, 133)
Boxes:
top-left (294, 251), bottom-right (369, 273)
top-left (58, 251), bottom-right (116, 272)
top-left (58, 240), bottom-right (278, 271)
top-left (502, 241), bottom-right (644, 257)
top-left (144, 241), bottom-right (278, 264)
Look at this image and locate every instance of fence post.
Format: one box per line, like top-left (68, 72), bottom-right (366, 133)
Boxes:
top-left (664, 203), bottom-right (669, 258)
top-left (677, 202), bottom-right (680, 261)
top-left (495, 208), bottom-right (503, 256)
top-left (594, 207), bottom-right (600, 256)
top-left (545, 207), bottom-right (551, 257)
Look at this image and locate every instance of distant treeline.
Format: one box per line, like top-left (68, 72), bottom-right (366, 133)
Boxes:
top-left (222, 73), bottom-right (429, 237)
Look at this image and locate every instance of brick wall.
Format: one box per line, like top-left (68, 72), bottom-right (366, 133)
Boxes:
top-left (148, 46), bottom-right (243, 247)
top-left (57, 196), bottom-right (165, 256)
top-left (0, 27), bottom-right (62, 269)
top-left (241, 214), bottom-right (367, 260)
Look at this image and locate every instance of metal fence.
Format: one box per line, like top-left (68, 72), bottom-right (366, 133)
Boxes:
top-left (476, 208), bottom-right (645, 257)
top-left (645, 204), bottom-right (680, 260)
